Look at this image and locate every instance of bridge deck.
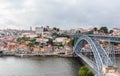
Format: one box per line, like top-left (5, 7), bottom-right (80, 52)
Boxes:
top-left (76, 53), bottom-right (97, 74)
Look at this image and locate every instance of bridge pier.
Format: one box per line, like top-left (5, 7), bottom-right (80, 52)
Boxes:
top-left (103, 66), bottom-right (120, 76)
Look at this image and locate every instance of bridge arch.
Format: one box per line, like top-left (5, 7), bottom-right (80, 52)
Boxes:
top-left (74, 35), bottom-right (113, 74)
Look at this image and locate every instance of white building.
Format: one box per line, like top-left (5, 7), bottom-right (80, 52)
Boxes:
top-left (35, 26), bottom-right (44, 35)
top-left (53, 37), bottom-right (67, 45)
top-left (36, 38), bottom-right (49, 43)
top-left (112, 28), bottom-right (120, 36)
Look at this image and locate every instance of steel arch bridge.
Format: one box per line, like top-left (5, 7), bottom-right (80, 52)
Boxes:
top-left (73, 35), bottom-right (119, 75)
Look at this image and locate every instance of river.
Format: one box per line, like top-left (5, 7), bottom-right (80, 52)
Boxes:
top-left (0, 56), bottom-right (119, 76)
top-left (0, 56), bottom-right (83, 76)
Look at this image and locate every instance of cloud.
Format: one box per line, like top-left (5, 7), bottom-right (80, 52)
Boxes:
top-left (0, 0), bottom-right (120, 30)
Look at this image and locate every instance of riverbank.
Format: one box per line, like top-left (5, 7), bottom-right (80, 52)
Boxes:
top-left (2, 53), bottom-right (120, 58)
top-left (1, 54), bottom-right (78, 58)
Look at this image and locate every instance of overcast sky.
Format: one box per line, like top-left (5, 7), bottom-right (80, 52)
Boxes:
top-left (0, 0), bottom-right (120, 30)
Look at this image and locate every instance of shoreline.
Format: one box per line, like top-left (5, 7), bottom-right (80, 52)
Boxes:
top-left (1, 54), bottom-right (120, 58)
top-left (1, 54), bottom-right (78, 58)
top-left (1, 53), bottom-right (120, 58)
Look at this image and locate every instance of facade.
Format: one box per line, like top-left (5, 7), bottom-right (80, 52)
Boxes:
top-left (35, 26), bottom-right (44, 35)
top-left (112, 28), bottom-right (120, 36)
top-left (53, 37), bottom-right (67, 45)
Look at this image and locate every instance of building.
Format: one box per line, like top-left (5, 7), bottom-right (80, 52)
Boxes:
top-left (35, 26), bottom-right (44, 35)
top-left (112, 28), bottom-right (120, 36)
top-left (30, 26), bottom-right (32, 31)
top-left (53, 37), bottom-right (67, 45)
top-left (20, 32), bottom-right (37, 38)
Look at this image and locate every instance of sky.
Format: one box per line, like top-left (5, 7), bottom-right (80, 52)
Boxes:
top-left (0, 0), bottom-right (120, 30)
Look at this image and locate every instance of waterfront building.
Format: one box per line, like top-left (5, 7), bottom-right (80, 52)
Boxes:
top-left (6, 42), bottom-right (17, 51)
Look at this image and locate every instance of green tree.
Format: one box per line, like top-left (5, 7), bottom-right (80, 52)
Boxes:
top-left (80, 66), bottom-right (89, 73)
top-left (99, 26), bottom-right (108, 34)
top-left (56, 28), bottom-right (60, 32)
top-left (76, 30), bottom-right (81, 34)
top-left (86, 70), bottom-right (94, 76)
top-left (17, 37), bottom-right (22, 43)
top-left (27, 42), bottom-right (35, 51)
top-left (52, 32), bottom-right (58, 37)
top-left (87, 30), bottom-right (93, 34)
top-left (34, 42), bottom-right (39, 46)
top-left (78, 66), bottom-right (94, 76)
top-left (53, 27), bottom-right (60, 32)
top-left (109, 30), bottom-right (113, 34)
top-left (94, 27), bottom-right (98, 31)
top-left (111, 42), bottom-right (120, 45)
top-left (53, 27), bottom-right (57, 30)
top-left (48, 38), bottom-right (53, 45)
top-left (17, 37), bottom-right (30, 44)
top-left (69, 38), bottom-right (75, 46)
top-left (27, 42), bottom-right (34, 47)
top-left (78, 70), bottom-right (86, 76)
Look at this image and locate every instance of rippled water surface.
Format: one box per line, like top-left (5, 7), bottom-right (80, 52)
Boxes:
top-left (0, 56), bottom-right (120, 76)
top-left (0, 56), bottom-right (82, 76)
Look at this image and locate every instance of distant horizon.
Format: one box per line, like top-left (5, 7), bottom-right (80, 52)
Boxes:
top-left (0, 25), bottom-right (118, 30)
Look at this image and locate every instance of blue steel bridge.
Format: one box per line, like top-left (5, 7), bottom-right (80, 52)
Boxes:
top-left (69, 34), bottom-right (120, 76)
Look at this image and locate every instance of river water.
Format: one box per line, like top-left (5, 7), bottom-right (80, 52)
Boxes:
top-left (0, 56), bottom-right (83, 76)
top-left (0, 56), bottom-right (119, 76)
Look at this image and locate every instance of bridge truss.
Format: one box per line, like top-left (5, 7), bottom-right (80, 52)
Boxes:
top-left (73, 35), bottom-right (119, 75)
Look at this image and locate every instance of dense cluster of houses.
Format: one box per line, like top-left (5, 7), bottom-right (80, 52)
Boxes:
top-left (0, 26), bottom-right (72, 55)
top-left (0, 26), bottom-right (120, 55)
